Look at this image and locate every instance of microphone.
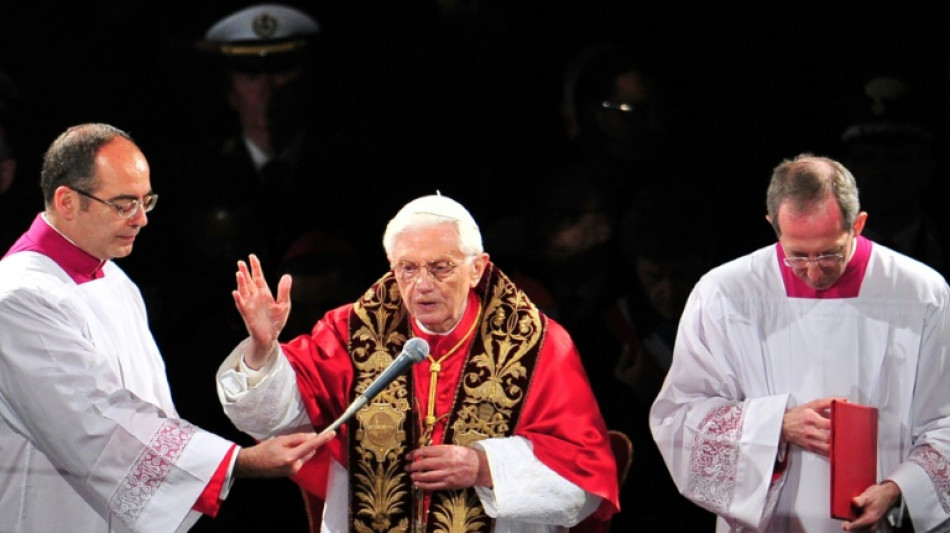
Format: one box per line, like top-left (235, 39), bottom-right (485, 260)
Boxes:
top-left (318, 337), bottom-right (430, 436)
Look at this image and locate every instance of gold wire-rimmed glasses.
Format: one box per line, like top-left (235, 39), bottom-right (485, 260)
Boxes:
top-left (70, 187), bottom-right (158, 219)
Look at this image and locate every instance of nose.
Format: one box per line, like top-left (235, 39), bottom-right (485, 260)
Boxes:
top-left (653, 276), bottom-right (673, 298)
top-left (804, 262), bottom-right (824, 283)
top-left (260, 73), bottom-right (289, 95)
top-left (130, 205), bottom-right (148, 227)
top-left (414, 272), bottom-right (436, 289)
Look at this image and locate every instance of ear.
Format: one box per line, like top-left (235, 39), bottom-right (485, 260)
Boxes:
top-left (852, 211), bottom-right (868, 236)
top-left (53, 186), bottom-right (80, 221)
top-left (470, 253), bottom-right (490, 286)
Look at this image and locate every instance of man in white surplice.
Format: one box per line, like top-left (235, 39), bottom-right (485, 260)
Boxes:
top-left (650, 153), bottom-right (950, 532)
top-left (0, 123), bottom-right (332, 533)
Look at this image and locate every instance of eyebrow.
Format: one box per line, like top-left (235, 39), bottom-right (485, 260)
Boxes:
top-left (787, 244), bottom-right (846, 256)
top-left (106, 192), bottom-right (154, 202)
top-left (395, 258), bottom-right (456, 264)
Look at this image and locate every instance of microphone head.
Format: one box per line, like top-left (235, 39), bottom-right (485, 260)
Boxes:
top-left (404, 337), bottom-right (430, 362)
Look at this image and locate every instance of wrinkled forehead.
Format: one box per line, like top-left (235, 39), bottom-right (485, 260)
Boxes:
top-left (390, 223), bottom-right (464, 260)
top-left (777, 189), bottom-right (843, 226)
top-left (777, 203), bottom-right (851, 254)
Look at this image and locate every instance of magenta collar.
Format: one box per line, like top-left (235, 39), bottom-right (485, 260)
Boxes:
top-left (4, 214), bottom-right (106, 284)
top-left (776, 236), bottom-right (871, 298)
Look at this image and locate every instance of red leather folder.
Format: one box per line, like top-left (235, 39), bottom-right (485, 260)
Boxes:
top-left (830, 400), bottom-right (878, 520)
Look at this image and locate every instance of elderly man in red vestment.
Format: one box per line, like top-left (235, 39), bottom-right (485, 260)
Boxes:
top-left (216, 193), bottom-right (619, 532)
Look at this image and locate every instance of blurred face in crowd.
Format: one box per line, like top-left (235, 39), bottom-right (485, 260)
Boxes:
top-left (774, 193), bottom-right (866, 291)
top-left (227, 67), bottom-right (301, 147)
top-left (635, 256), bottom-right (701, 321)
top-left (843, 138), bottom-right (933, 218)
top-left (544, 209), bottom-right (611, 262)
top-left (390, 222), bottom-right (488, 333)
top-left (596, 69), bottom-right (665, 161)
top-left (59, 137), bottom-right (153, 260)
top-left (0, 124), bottom-right (15, 194)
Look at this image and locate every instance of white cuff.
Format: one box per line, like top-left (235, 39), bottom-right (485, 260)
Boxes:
top-left (473, 436), bottom-right (599, 526)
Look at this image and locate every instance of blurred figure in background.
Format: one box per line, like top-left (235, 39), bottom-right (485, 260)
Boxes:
top-left (559, 42), bottom-right (678, 208)
top-left (525, 165), bottom-right (718, 531)
top-left (835, 72), bottom-right (950, 279)
top-left (534, 163), bottom-right (622, 330)
top-left (275, 227), bottom-right (372, 341)
top-left (0, 69), bottom-right (36, 251)
top-left (176, 3), bottom-right (370, 276)
top-left (615, 181), bottom-right (716, 405)
top-left (527, 165), bottom-right (635, 468)
top-left (186, 3), bottom-right (322, 269)
top-left (611, 180), bottom-right (717, 532)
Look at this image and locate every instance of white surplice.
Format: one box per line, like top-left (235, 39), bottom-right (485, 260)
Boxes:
top-left (0, 251), bottom-right (234, 533)
top-left (650, 241), bottom-right (950, 533)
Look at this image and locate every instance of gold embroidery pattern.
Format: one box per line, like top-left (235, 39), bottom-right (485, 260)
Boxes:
top-left (349, 272), bottom-right (414, 532)
top-left (428, 490), bottom-right (488, 533)
top-left (356, 403), bottom-right (407, 462)
top-left (352, 454), bottom-right (410, 533)
top-left (452, 267), bottom-right (542, 445)
top-left (429, 265), bottom-right (544, 533)
top-left (352, 275), bottom-right (410, 394)
top-left (348, 266), bottom-right (544, 533)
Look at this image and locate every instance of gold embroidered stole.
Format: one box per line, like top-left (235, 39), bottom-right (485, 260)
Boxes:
top-left (346, 263), bottom-right (545, 533)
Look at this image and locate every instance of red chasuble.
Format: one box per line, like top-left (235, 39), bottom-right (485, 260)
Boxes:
top-left (281, 263), bottom-right (619, 524)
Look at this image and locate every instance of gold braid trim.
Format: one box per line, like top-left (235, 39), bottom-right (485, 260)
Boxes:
top-left (348, 272), bottom-right (414, 533)
top-left (347, 264), bottom-right (545, 533)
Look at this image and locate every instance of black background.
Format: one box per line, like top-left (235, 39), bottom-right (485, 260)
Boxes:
top-left (2, 1), bottom-right (950, 531)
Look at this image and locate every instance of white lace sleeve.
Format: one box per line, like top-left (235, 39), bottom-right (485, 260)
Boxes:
top-left (472, 436), bottom-right (601, 527)
top-left (216, 338), bottom-right (310, 439)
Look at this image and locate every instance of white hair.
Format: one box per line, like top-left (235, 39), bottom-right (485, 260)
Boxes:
top-left (383, 194), bottom-right (483, 258)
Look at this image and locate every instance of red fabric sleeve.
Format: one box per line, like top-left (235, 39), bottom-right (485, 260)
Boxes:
top-left (291, 446), bottom-right (333, 499)
top-left (516, 318), bottom-right (621, 520)
top-left (281, 305), bottom-right (357, 491)
top-left (192, 444), bottom-right (238, 517)
top-left (772, 445), bottom-right (789, 483)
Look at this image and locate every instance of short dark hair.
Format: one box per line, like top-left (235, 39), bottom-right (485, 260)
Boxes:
top-left (40, 123), bottom-right (133, 205)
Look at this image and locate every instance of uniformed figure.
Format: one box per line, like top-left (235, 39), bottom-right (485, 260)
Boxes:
top-left (175, 3), bottom-right (370, 278)
top-left (836, 73), bottom-right (950, 280)
top-left (197, 2), bottom-right (321, 172)
top-left (0, 69), bottom-right (35, 252)
top-left (156, 7), bottom-right (372, 530)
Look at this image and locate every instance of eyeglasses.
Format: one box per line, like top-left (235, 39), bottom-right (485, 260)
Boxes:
top-left (782, 253), bottom-right (846, 269)
top-left (391, 258), bottom-right (468, 283)
top-left (601, 101), bottom-right (636, 112)
top-left (70, 187), bottom-right (158, 219)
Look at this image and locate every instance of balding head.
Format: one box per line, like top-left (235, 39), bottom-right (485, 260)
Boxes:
top-left (765, 153), bottom-right (860, 237)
